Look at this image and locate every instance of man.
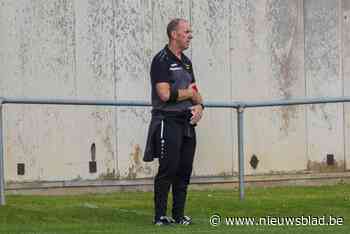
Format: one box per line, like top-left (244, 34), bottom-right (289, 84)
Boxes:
top-left (143, 18), bottom-right (204, 226)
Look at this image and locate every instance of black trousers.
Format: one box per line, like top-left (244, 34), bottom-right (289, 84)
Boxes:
top-left (154, 120), bottom-right (196, 220)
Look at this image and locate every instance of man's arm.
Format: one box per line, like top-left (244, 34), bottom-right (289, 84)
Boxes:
top-left (156, 82), bottom-right (204, 124)
top-left (156, 82), bottom-right (194, 102)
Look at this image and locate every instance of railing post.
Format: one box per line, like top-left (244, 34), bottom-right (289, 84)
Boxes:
top-left (237, 105), bottom-right (245, 200)
top-left (0, 99), bottom-right (5, 205)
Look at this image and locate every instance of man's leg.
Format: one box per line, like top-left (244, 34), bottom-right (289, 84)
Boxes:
top-left (154, 122), bottom-right (182, 222)
top-left (172, 132), bottom-right (196, 221)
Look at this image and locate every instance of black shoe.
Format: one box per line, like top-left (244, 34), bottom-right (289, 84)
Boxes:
top-left (174, 216), bottom-right (192, 225)
top-left (154, 216), bottom-right (175, 226)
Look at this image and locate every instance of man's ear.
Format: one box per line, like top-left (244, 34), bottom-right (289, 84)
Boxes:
top-left (171, 30), bottom-right (177, 40)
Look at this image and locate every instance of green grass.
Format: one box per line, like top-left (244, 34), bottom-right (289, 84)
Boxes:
top-left (0, 184), bottom-right (349, 233)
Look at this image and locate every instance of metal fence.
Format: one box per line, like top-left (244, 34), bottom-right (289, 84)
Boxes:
top-left (1, 96), bottom-right (350, 205)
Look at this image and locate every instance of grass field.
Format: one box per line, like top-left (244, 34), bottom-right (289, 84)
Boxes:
top-left (0, 184), bottom-right (349, 234)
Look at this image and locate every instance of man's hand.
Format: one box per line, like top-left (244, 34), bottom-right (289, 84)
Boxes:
top-left (190, 104), bottom-right (204, 125)
top-left (192, 91), bottom-right (202, 104)
top-left (189, 83), bottom-right (203, 104)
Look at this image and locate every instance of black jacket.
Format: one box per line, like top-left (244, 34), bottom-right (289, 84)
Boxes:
top-left (143, 110), bottom-right (195, 162)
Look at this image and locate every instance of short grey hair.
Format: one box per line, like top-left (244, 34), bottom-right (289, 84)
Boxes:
top-left (167, 18), bottom-right (186, 39)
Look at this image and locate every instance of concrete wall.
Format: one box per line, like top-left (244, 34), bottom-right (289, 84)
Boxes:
top-left (0, 0), bottom-right (349, 183)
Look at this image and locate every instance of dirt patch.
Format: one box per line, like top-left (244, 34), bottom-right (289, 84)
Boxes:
top-left (307, 160), bottom-right (345, 172)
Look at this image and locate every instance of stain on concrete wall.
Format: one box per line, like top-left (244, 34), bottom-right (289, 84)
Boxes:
top-left (1, 0), bottom-right (78, 181)
top-left (343, 0), bottom-right (350, 171)
top-left (305, 0), bottom-right (344, 172)
top-left (127, 144), bottom-right (152, 179)
top-left (307, 159), bottom-right (345, 172)
top-left (267, 0), bottom-right (304, 134)
top-left (230, 0), bottom-right (260, 175)
top-left (73, 0), bottom-right (116, 181)
top-left (231, 0), bottom-right (306, 175)
top-left (191, 0), bottom-right (234, 176)
top-left (115, 0), bottom-right (153, 179)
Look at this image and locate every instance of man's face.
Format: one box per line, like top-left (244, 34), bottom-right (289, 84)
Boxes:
top-left (173, 20), bottom-right (193, 50)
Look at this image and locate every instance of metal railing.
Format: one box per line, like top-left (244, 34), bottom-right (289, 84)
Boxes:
top-left (1, 96), bottom-right (350, 205)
